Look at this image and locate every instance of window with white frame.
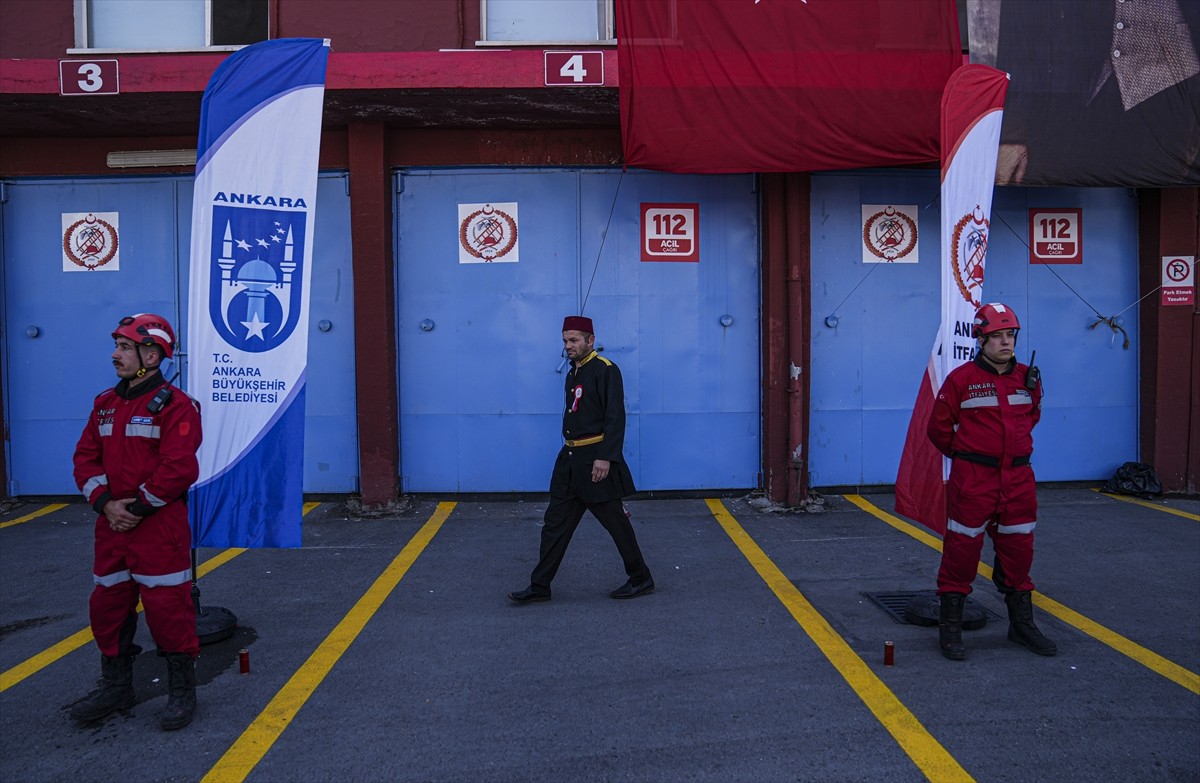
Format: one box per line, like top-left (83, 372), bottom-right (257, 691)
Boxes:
top-left (480, 0), bottom-right (614, 45)
top-left (75, 0), bottom-right (268, 51)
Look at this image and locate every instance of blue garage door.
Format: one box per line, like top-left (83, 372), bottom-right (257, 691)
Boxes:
top-left (808, 170), bottom-right (1139, 486)
top-left (395, 168), bottom-right (760, 492)
top-left (1, 174), bottom-right (358, 495)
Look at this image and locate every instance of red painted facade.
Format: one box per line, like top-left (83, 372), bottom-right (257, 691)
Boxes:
top-left (0, 0), bottom-right (476, 57)
top-left (1138, 189), bottom-right (1200, 494)
top-left (1, 1), bottom-right (1196, 500)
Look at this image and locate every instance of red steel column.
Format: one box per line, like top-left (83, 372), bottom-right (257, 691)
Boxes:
top-left (1138, 187), bottom-right (1199, 493)
top-left (760, 173), bottom-right (812, 505)
top-left (761, 175), bottom-right (789, 502)
top-left (347, 121), bottom-right (400, 506)
top-left (784, 173), bottom-right (811, 507)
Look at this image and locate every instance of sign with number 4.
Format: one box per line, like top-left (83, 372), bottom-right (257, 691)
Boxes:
top-left (544, 51), bottom-right (604, 86)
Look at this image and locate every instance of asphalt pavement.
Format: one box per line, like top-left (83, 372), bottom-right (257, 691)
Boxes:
top-left (0, 487), bottom-right (1197, 783)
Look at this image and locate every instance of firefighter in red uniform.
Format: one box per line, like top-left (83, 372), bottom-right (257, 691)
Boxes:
top-left (928, 303), bottom-right (1057, 660)
top-left (71, 313), bottom-right (203, 729)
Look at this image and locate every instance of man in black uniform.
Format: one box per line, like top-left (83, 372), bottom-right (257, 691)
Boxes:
top-left (509, 315), bottom-right (653, 603)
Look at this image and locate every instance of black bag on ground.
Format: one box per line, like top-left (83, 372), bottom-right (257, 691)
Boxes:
top-left (1103, 461), bottom-right (1163, 499)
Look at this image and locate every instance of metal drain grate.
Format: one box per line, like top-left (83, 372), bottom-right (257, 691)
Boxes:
top-left (863, 590), bottom-right (1003, 628)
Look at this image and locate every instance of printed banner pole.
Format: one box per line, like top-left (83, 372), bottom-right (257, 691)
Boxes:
top-left (895, 65), bottom-right (1008, 533)
top-left (187, 38), bottom-right (330, 549)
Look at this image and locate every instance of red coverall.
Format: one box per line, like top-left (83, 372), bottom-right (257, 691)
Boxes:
top-left (928, 354), bottom-right (1041, 595)
top-left (73, 374), bottom-right (202, 657)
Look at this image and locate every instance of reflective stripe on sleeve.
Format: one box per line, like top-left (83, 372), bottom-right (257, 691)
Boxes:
top-left (125, 424), bottom-right (161, 439)
top-left (946, 518), bottom-right (988, 538)
top-left (961, 396), bottom-right (999, 408)
top-left (997, 521), bottom-right (1037, 535)
top-left (140, 484), bottom-right (168, 508)
top-left (131, 569), bottom-right (192, 588)
top-left (82, 474), bottom-right (108, 500)
top-left (94, 569), bottom-right (132, 587)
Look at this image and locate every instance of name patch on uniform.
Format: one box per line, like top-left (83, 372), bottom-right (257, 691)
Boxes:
top-left (131, 416), bottom-right (154, 425)
top-left (965, 382), bottom-right (996, 399)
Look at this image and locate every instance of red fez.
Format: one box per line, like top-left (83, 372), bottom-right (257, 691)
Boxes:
top-left (562, 315), bottom-right (594, 333)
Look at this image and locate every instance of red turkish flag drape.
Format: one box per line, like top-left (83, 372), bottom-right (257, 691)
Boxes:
top-left (616, 0), bottom-right (962, 173)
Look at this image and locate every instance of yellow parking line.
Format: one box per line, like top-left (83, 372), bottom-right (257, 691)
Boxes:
top-left (1089, 488), bottom-right (1200, 521)
top-left (0, 502), bottom-right (319, 693)
top-left (0, 503), bottom-right (68, 529)
top-left (201, 501), bottom-right (456, 783)
top-left (706, 499), bottom-right (973, 783)
top-left (0, 627), bottom-right (99, 693)
top-left (845, 494), bottom-right (1200, 696)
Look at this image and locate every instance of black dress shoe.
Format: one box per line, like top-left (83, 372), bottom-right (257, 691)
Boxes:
top-left (508, 587), bottom-right (551, 604)
top-left (609, 577), bottom-right (655, 599)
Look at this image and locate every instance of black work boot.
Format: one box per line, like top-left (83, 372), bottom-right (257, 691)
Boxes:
top-left (938, 592), bottom-right (967, 660)
top-left (160, 653), bottom-right (197, 730)
top-left (70, 652), bottom-right (137, 723)
top-left (1005, 591), bottom-right (1058, 656)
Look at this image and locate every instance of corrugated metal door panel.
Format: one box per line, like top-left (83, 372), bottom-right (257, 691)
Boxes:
top-left (395, 170), bottom-right (578, 492)
top-left (176, 174), bottom-right (359, 492)
top-left (579, 170), bottom-right (760, 489)
top-left (395, 168), bottom-right (761, 492)
top-left (2, 178), bottom-right (180, 495)
top-left (990, 186), bottom-right (1139, 481)
top-left (0, 174), bottom-right (358, 496)
top-left (809, 172), bottom-right (940, 487)
top-left (300, 175), bottom-right (359, 492)
top-left (809, 171), bottom-right (1138, 486)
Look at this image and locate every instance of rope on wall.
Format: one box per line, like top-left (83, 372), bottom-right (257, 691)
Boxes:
top-left (995, 211), bottom-right (1152, 351)
top-left (580, 168), bottom-right (627, 315)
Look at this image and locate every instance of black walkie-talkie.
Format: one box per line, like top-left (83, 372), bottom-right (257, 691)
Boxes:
top-left (1025, 350), bottom-right (1040, 391)
top-left (147, 370), bottom-right (180, 414)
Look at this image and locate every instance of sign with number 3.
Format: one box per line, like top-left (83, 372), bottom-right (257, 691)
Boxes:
top-left (59, 60), bottom-right (120, 96)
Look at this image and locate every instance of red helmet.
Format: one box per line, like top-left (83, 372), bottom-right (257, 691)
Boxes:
top-left (113, 313), bottom-right (175, 359)
top-left (972, 303), bottom-right (1020, 338)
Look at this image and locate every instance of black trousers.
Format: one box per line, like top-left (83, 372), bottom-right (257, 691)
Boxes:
top-left (529, 495), bottom-right (651, 590)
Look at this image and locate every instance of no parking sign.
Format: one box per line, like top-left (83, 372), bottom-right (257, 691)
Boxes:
top-left (1161, 256), bottom-right (1195, 306)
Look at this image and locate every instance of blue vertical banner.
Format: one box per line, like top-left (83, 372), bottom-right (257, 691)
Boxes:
top-left (187, 38), bottom-right (329, 547)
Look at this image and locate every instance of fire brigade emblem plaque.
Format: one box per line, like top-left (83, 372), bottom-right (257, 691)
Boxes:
top-left (861, 205), bottom-right (918, 263)
top-left (458, 202), bottom-right (519, 263)
top-left (951, 205), bottom-right (989, 307)
top-left (62, 212), bottom-right (120, 271)
top-left (207, 205), bottom-right (306, 353)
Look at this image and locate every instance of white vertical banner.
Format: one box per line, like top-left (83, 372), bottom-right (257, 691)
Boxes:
top-left (895, 65), bottom-right (1009, 533)
top-left (187, 39), bottom-right (330, 548)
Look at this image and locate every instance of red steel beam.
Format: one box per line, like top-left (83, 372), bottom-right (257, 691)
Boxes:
top-left (0, 50), bottom-right (621, 94)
